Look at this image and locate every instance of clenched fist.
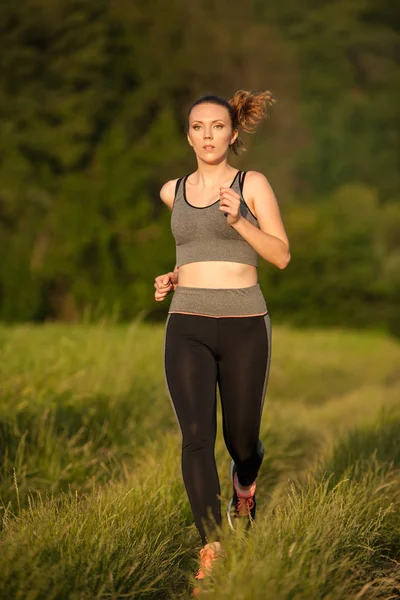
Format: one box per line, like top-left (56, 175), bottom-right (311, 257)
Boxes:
top-left (219, 185), bottom-right (242, 226)
top-left (154, 271), bottom-right (178, 301)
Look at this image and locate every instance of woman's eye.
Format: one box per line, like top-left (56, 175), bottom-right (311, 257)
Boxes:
top-left (192, 124), bottom-right (223, 130)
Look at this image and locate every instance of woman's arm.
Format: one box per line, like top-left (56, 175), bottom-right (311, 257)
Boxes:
top-left (154, 180), bottom-right (180, 300)
top-left (160, 179), bottom-right (180, 279)
top-left (160, 178), bottom-right (179, 211)
top-left (230, 171), bottom-right (290, 269)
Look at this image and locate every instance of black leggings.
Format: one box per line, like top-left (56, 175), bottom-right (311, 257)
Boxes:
top-left (164, 312), bottom-right (272, 545)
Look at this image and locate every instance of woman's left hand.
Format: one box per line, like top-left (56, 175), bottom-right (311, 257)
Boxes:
top-left (219, 186), bottom-right (242, 226)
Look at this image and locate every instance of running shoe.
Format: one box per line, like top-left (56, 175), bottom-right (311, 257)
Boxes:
top-left (227, 460), bottom-right (257, 530)
top-left (192, 543), bottom-right (225, 597)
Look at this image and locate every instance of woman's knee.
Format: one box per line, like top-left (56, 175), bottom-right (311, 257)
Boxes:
top-left (229, 437), bottom-right (264, 466)
top-left (182, 427), bottom-right (216, 453)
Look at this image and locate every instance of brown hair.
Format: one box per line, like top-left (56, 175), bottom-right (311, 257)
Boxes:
top-left (185, 89), bottom-right (275, 155)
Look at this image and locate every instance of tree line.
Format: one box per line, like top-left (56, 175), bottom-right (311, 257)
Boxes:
top-left (0, 0), bottom-right (398, 334)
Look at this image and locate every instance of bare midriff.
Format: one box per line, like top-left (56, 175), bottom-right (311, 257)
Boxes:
top-left (177, 261), bottom-right (258, 288)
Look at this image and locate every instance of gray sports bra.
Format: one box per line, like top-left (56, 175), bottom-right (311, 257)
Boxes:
top-left (170, 170), bottom-right (259, 268)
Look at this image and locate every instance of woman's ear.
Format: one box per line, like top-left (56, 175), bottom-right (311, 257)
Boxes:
top-left (230, 129), bottom-right (239, 145)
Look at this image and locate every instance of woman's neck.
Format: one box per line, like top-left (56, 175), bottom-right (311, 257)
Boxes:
top-left (191, 162), bottom-right (237, 187)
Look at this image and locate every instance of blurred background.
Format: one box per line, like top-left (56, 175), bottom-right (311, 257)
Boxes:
top-left (0, 0), bottom-right (399, 334)
top-left (1, 4), bottom-right (399, 596)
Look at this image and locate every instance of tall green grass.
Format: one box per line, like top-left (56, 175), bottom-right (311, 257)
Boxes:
top-left (0, 321), bottom-right (399, 598)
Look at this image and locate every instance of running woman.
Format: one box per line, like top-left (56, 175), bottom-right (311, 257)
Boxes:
top-left (154, 90), bottom-right (290, 596)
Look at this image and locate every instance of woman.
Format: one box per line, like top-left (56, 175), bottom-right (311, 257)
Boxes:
top-left (154, 90), bottom-right (290, 596)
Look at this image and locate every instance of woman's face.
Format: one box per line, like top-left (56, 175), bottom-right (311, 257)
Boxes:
top-left (187, 103), bottom-right (238, 161)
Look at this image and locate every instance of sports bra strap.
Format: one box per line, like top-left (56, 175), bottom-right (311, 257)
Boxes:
top-left (174, 176), bottom-right (184, 201)
top-left (239, 170), bottom-right (247, 196)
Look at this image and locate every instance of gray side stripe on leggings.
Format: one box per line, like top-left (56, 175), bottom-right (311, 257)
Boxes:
top-left (163, 313), bottom-right (182, 431)
top-left (260, 313), bottom-right (272, 419)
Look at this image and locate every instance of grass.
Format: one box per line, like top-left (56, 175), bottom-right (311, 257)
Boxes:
top-left (0, 319), bottom-right (399, 598)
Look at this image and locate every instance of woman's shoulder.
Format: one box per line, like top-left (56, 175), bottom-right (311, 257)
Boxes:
top-left (241, 170), bottom-right (272, 197)
top-left (159, 177), bottom-right (183, 211)
top-left (242, 170), bottom-right (270, 184)
top-left (240, 170), bottom-right (277, 218)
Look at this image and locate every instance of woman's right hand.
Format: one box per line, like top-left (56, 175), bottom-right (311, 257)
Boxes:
top-left (154, 271), bottom-right (178, 301)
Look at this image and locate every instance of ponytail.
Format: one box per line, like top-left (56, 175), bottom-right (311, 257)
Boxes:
top-left (228, 89), bottom-right (275, 155)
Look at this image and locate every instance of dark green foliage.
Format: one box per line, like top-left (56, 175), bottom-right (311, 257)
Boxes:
top-left (0, 0), bottom-right (398, 331)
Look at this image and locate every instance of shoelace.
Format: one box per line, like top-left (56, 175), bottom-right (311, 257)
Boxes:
top-left (234, 473), bottom-right (256, 517)
top-left (237, 495), bottom-right (255, 516)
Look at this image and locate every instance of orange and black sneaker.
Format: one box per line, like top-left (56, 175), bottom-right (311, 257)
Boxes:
top-left (227, 461), bottom-right (257, 530)
top-left (192, 543), bottom-right (225, 597)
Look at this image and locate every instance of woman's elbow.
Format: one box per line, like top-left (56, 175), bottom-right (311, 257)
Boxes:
top-left (277, 249), bottom-right (291, 270)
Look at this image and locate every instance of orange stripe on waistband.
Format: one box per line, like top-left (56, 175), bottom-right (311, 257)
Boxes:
top-left (167, 310), bottom-right (268, 319)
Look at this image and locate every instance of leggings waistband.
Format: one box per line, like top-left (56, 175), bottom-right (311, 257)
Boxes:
top-left (168, 283), bottom-right (268, 317)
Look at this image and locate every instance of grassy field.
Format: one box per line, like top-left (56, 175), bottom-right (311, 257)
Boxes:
top-left (0, 318), bottom-right (399, 599)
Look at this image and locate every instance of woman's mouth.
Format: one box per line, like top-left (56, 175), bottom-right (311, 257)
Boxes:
top-left (203, 145), bottom-right (215, 151)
